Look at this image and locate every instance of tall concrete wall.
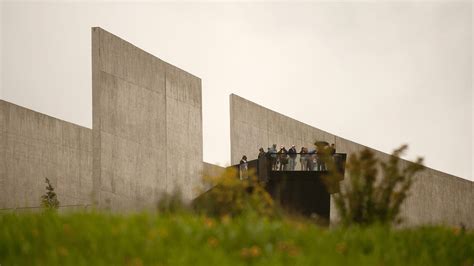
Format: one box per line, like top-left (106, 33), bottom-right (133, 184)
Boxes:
top-left (92, 28), bottom-right (202, 211)
top-left (0, 100), bottom-right (93, 209)
top-left (229, 94), bottom-right (474, 227)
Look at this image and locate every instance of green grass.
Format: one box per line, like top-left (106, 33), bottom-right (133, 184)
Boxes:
top-left (0, 211), bottom-right (472, 266)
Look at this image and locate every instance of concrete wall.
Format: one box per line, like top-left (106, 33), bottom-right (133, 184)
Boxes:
top-left (229, 94), bottom-right (474, 227)
top-left (92, 28), bottom-right (202, 211)
top-left (0, 28), bottom-right (203, 211)
top-left (0, 100), bottom-right (92, 209)
top-left (230, 94), bottom-right (335, 164)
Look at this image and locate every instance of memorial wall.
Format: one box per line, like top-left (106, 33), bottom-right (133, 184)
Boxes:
top-left (0, 28), bottom-right (203, 211)
top-left (229, 94), bottom-right (474, 227)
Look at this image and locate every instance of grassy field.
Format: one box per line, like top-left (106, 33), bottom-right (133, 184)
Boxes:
top-left (0, 211), bottom-right (472, 266)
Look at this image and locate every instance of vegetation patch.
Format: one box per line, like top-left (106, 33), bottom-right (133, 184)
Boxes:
top-left (0, 212), bottom-right (472, 266)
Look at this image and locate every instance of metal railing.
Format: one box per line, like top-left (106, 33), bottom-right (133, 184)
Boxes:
top-left (257, 153), bottom-right (346, 172)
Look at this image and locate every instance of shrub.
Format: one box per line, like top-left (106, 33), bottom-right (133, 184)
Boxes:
top-left (193, 168), bottom-right (277, 218)
top-left (156, 188), bottom-right (188, 214)
top-left (325, 145), bottom-right (424, 226)
top-left (41, 178), bottom-right (60, 209)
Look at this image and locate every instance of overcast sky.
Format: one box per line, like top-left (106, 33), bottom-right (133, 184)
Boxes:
top-left (1, 1), bottom-right (472, 180)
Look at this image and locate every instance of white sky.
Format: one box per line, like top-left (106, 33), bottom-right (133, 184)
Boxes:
top-left (1, 1), bottom-right (472, 180)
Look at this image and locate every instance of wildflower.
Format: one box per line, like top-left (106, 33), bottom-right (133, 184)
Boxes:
top-left (240, 245), bottom-right (261, 258)
top-left (207, 237), bottom-right (219, 247)
top-left (204, 217), bottom-right (215, 228)
top-left (336, 242), bottom-right (348, 254)
top-left (249, 245), bottom-right (261, 257)
top-left (277, 241), bottom-right (300, 257)
top-left (452, 227), bottom-right (461, 236)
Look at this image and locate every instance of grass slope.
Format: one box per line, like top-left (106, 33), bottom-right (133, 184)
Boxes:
top-left (0, 212), bottom-right (473, 266)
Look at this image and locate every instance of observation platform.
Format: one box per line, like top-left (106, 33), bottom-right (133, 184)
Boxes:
top-left (232, 153), bottom-right (347, 223)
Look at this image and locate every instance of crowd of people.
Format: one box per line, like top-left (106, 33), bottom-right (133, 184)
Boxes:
top-left (238, 143), bottom-right (337, 179)
top-left (255, 143), bottom-right (336, 171)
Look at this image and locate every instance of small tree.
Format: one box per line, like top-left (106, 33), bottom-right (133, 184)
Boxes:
top-left (325, 145), bottom-right (424, 226)
top-left (41, 178), bottom-right (60, 209)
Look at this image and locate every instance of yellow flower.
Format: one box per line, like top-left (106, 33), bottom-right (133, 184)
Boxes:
top-left (207, 237), bottom-right (219, 247)
top-left (277, 241), bottom-right (300, 257)
top-left (249, 245), bottom-right (261, 257)
top-left (335, 242), bottom-right (347, 254)
top-left (452, 227), bottom-right (461, 236)
top-left (204, 217), bottom-right (215, 228)
top-left (240, 246), bottom-right (261, 258)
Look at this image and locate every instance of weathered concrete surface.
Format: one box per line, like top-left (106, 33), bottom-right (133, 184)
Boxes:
top-left (165, 62), bottom-right (203, 200)
top-left (0, 100), bottom-right (93, 209)
top-left (230, 94), bottom-right (474, 228)
top-left (230, 94), bottom-right (335, 164)
top-left (92, 28), bottom-right (202, 211)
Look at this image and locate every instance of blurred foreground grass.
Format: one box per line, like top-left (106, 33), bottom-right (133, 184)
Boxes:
top-left (0, 211), bottom-right (473, 266)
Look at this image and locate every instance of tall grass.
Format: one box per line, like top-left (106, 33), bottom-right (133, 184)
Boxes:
top-left (0, 211), bottom-right (472, 266)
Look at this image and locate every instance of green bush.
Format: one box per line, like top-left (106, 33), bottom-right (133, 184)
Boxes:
top-left (193, 168), bottom-right (277, 218)
top-left (156, 188), bottom-right (188, 214)
top-left (325, 145), bottom-right (424, 226)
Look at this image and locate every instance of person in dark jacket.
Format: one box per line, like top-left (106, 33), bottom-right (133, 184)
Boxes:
top-left (306, 150), bottom-right (316, 171)
top-left (300, 147), bottom-right (307, 171)
top-left (258, 147), bottom-right (266, 159)
top-left (270, 144), bottom-right (278, 170)
top-left (330, 143), bottom-right (336, 156)
top-left (239, 155), bottom-right (248, 180)
top-left (288, 145), bottom-right (297, 170)
top-left (278, 146), bottom-right (288, 171)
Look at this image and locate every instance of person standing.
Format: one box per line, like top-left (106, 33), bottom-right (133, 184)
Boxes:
top-left (239, 155), bottom-right (248, 180)
top-left (258, 147), bottom-right (266, 159)
top-left (314, 146), bottom-right (323, 171)
top-left (288, 145), bottom-right (297, 170)
top-left (308, 148), bottom-right (316, 171)
top-left (278, 146), bottom-right (288, 171)
top-left (270, 144), bottom-right (278, 170)
top-left (300, 147), bottom-right (307, 171)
